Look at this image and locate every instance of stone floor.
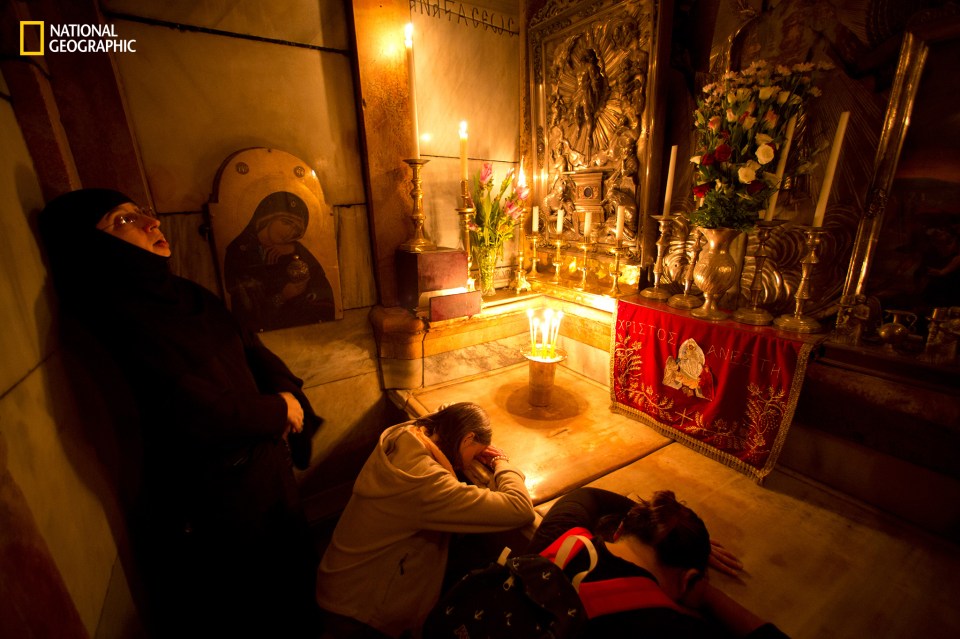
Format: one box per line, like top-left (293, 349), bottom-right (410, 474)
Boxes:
top-left (395, 362), bottom-right (960, 639)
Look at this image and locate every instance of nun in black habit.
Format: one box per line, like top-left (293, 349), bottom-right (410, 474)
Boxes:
top-left (38, 189), bottom-right (324, 637)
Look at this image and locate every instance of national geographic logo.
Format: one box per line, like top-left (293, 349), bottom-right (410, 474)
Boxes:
top-left (19, 21), bottom-right (137, 55)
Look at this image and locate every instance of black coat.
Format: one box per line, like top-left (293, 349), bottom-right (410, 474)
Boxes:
top-left (39, 189), bottom-right (323, 637)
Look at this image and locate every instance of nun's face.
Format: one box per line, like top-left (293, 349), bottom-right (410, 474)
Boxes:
top-left (97, 203), bottom-right (171, 256)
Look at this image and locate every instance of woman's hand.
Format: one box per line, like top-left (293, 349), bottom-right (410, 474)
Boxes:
top-left (709, 540), bottom-right (744, 576)
top-left (474, 445), bottom-right (508, 471)
top-left (279, 392), bottom-right (304, 434)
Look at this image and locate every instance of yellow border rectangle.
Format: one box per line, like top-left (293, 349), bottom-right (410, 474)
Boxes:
top-left (20, 21), bottom-right (44, 56)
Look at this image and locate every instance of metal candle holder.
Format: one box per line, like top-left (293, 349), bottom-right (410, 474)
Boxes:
top-left (733, 219), bottom-right (785, 325)
top-left (528, 234), bottom-right (541, 282)
top-left (607, 241), bottom-right (623, 297)
top-left (668, 229), bottom-right (704, 309)
top-left (455, 178), bottom-right (475, 287)
top-left (575, 240), bottom-right (590, 290)
top-left (774, 226), bottom-right (826, 333)
top-left (640, 215), bottom-right (672, 301)
top-left (399, 158), bottom-right (436, 252)
top-left (551, 236), bottom-right (564, 284)
top-left (512, 209), bottom-right (531, 294)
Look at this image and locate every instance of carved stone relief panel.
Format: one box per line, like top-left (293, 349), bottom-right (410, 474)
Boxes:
top-left (528, 0), bottom-right (667, 264)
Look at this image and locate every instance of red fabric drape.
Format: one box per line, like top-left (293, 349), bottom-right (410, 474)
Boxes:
top-left (611, 300), bottom-right (816, 481)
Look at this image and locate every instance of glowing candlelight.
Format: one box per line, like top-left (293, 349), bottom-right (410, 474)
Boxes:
top-left (404, 23), bottom-right (420, 159)
top-left (812, 111), bottom-right (849, 227)
top-left (459, 120), bottom-right (468, 182)
top-left (532, 206), bottom-right (539, 232)
top-left (526, 308), bottom-right (565, 359)
top-left (527, 309), bottom-right (535, 354)
top-left (764, 115), bottom-right (797, 221)
top-left (615, 205), bottom-right (625, 241)
top-left (663, 145), bottom-right (678, 216)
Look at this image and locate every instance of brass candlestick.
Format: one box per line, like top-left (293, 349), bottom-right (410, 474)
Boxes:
top-left (640, 215), bottom-right (672, 301)
top-left (512, 209), bottom-right (531, 294)
top-left (528, 234), bottom-right (541, 282)
top-left (551, 235), bottom-right (564, 284)
top-left (668, 228), bottom-right (704, 309)
top-left (774, 226), bottom-right (826, 333)
top-left (575, 240), bottom-right (589, 290)
top-left (733, 219), bottom-right (785, 325)
top-left (455, 178), bottom-right (475, 288)
top-left (399, 158), bottom-right (435, 252)
top-left (607, 241), bottom-right (624, 297)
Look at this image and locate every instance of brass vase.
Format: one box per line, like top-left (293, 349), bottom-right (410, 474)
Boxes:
top-left (690, 227), bottom-right (742, 321)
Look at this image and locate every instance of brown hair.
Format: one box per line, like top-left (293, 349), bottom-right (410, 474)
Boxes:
top-left (416, 402), bottom-right (492, 468)
top-left (615, 491), bottom-right (711, 571)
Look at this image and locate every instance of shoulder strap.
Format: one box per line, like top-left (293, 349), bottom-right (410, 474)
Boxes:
top-left (539, 526), bottom-right (593, 563)
top-left (539, 527), bottom-right (598, 591)
top-left (578, 577), bottom-right (692, 618)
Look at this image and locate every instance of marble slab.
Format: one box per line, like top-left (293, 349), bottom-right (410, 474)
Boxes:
top-left (411, 363), bottom-right (671, 504)
top-left (422, 333), bottom-right (527, 387)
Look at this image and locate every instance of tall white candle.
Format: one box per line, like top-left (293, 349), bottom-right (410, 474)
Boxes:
top-left (764, 115), bottom-right (797, 221)
top-left (532, 206), bottom-right (539, 232)
top-left (615, 205), bottom-right (625, 241)
top-left (404, 24), bottom-right (420, 159)
top-left (663, 145), bottom-right (678, 216)
top-left (459, 121), bottom-right (468, 182)
top-left (556, 208), bottom-right (564, 234)
top-left (583, 211), bottom-right (592, 237)
top-left (812, 111), bottom-right (849, 227)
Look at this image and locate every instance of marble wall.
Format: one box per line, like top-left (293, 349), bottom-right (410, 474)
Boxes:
top-left (0, 70), bottom-right (138, 636)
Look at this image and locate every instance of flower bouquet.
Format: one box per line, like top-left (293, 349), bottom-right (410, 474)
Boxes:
top-left (468, 162), bottom-right (529, 295)
top-left (690, 60), bottom-right (830, 231)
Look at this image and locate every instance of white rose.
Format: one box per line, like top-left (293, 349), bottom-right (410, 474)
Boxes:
top-left (756, 144), bottom-right (775, 165)
top-left (755, 133), bottom-right (774, 145)
top-left (742, 116), bottom-right (757, 130)
top-left (691, 155), bottom-right (702, 165)
top-left (738, 166), bottom-right (757, 184)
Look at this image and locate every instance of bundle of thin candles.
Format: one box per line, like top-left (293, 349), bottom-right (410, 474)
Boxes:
top-left (527, 308), bottom-right (564, 359)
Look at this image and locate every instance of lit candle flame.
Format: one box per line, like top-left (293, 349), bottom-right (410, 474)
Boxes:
top-left (526, 308), bottom-right (564, 360)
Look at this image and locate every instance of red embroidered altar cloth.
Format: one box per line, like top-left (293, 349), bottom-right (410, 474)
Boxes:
top-left (610, 299), bottom-right (817, 482)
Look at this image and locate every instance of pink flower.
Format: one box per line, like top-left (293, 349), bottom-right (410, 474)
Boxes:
top-left (479, 162), bottom-right (493, 185)
top-left (515, 182), bottom-right (530, 202)
top-left (504, 199), bottom-right (521, 220)
top-left (708, 115), bottom-right (722, 131)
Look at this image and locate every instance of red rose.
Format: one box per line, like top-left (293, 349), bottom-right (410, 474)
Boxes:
top-left (693, 183), bottom-right (711, 198)
top-left (719, 130), bottom-right (730, 140)
top-left (747, 180), bottom-right (765, 195)
top-left (701, 152), bottom-right (716, 166)
top-left (714, 144), bottom-right (732, 162)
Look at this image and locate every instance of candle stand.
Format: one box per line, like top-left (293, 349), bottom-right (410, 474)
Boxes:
top-left (607, 241), bottom-right (624, 297)
top-left (524, 349), bottom-right (567, 407)
top-left (640, 215), bottom-right (672, 301)
top-left (512, 209), bottom-right (531, 294)
top-left (399, 158), bottom-right (436, 252)
top-left (455, 178), bottom-right (475, 287)
top-left (668, 228), bottom-right (704, 309)
top-left (733, 219), bottom-right (785, 325)
top-left (551, 236), bottom-right (564, 284)
top-left (528, 234), bottom-right (541, 282)
top-left (574, 240), bottom-right (590, 290)
top-left (774, 226), bottom-right (826, 333)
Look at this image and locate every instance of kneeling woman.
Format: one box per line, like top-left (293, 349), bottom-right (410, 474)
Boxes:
top-left (317, 402), bottom-right (535, 638)
top-left (526, 487), bottom-right (788, 638)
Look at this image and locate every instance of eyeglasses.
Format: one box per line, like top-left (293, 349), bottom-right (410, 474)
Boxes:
top-left (97, 207), bottom-right (158, 231)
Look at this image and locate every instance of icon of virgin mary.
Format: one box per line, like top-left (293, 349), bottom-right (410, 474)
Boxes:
top-left (224, 191), bottom-right (335, 331)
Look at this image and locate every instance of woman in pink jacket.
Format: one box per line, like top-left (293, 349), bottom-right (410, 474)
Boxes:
top-left (316, 402), bottom-right (535, 638)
